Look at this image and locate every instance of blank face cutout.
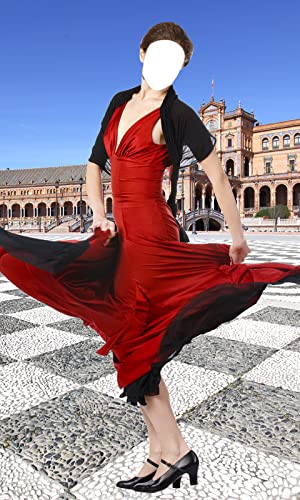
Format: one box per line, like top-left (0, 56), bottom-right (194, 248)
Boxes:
top-left (142, 40), bottom-right (185, 91)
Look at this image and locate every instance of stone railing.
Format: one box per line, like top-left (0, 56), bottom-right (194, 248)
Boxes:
top-left (239, 217), bottom-right (300, 232)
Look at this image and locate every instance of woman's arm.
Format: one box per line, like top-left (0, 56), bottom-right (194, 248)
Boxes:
top-left (199, 149), bottom-right (244, 242)
top-left (86, 161), bottom-right (116, 243)
top-left (86, 161), bottom-right (106, 218)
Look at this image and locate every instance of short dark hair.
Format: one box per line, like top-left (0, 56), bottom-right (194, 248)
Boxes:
top-left (140, 22), bottom-right (194, 68)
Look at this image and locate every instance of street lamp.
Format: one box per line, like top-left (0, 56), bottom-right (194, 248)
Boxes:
top-left (55, 180), bottom-right (59, 226)
top-left (191, 164), bottom-right (197, 234)
top-left (102, 181), bottom-right (105, 208)
top-left (206, 207), bottom-right (211, 232)
top-left (181, 168), bottom-right (185, 228)
top-left (60, 187), bottom-right (64, 217)
top-left (79, 176), bottom-right (84, 232)
top-left (2, 191), bottom-right (5, 228)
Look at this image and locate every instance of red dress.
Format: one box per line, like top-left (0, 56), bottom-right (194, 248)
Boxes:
top-left (0, 102), bottom-right (300, 406)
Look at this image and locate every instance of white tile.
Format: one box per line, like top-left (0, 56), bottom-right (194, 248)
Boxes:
top-left (85, 360), bottom-right (235, 418)
top-left (207, 318), bottom-right (300, 349)
top-left (264, 288), bottom-right (300, 295)
top-left (0, 361), bottom-right (80, 420)
top-left (244, 349), bottom-right (300, 392)
top-left (8, 305), bottom-right (75, 324)
top-left (0, 326), bottom-right (90, 361)
top-left (261, 293), bottom-right (300, 303)
top-left (268, 282), bottom-right (300, 288)
top-left (71, 422), bottom-right (300, 500)
top-left (259, 298), bottom-right (300, 311)
top-left (0, 291), bottom-right (23, 303)
top-left (0, 282), bottom-right (19, 292)
top-left (0, 447), bottom-right (64, 498)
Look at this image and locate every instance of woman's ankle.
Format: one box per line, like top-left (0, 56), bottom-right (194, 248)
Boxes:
top-left (161, 443), bottom-right (191, 458)
top-left (148, 449), bottom-right (162, 460)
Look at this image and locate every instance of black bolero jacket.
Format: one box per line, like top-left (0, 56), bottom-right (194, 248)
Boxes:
top-left (88, 84), bottom-right (217, 242)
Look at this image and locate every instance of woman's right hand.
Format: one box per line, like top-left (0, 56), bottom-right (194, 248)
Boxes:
top-left (229, 237), bottom-right (251, 264)
top-left (92, 215), bottom-right (117, 246)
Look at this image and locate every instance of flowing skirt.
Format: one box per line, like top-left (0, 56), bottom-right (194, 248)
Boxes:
top-left (0, 226), bottom-right (299, 406)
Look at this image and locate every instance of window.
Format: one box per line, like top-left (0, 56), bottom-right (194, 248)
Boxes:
top-left (207, 119), bottom-right (218, 130)
top-left (264, 157), bottom-right (272, 173)
top-left (289, 159), bottom-right (295, 171)
top-left (283, 135), bottom-right (290, 147)
top-left (294, 133), bottom-right (300, 146)
top-left (262, 138), bottom-right (269, 150)
top-left (272, 136), bottom-right (279, 149)
top-left (265, 162), bottom-right (271, 174)
top-left (228, 138), bottom-right (232, 147)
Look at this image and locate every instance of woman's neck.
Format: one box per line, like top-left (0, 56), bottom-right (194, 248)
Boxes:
top-left (139, 75), bottom-right (170, 102)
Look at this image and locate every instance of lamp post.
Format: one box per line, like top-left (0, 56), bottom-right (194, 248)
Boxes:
top-left (60, 187), bottom-right (64, 217)
top-left (79, 176), bottom-right (84, 232)
top-left (181, 168), bottom-right (185, 228)
top-left (102, 182), bottom-right (105, 214)
top-left (55, 180), bottom-right (59, 226)
top-left (206, 207), bottom-right (210, 232)
top-left (192, 164), bottom-right (197, 234)
top-left (2, 191), bottom-right (5, 228)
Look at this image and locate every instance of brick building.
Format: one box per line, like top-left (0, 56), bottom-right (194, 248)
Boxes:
top-left (1, 97), bottom-right (299, 232)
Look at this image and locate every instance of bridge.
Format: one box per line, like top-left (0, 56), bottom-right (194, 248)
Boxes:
top-left (82, 209), bottom-right (225, 233)
top-left (177, 209), bottom-right (225, 231)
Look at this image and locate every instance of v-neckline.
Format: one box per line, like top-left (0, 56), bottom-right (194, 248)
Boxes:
top-left (114, 101), bottom-right (161, 155)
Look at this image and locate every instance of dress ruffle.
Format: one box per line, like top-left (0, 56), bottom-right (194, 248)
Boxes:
top-left (119, 269), bottom-right (300, 406)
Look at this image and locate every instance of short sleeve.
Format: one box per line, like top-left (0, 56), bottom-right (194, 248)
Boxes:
top-left (182, 105), bottom-right (216, 163)
top-left (88, 92), bottom-right (120, 173)
top-left (88, 128), bottom-right (107, 172)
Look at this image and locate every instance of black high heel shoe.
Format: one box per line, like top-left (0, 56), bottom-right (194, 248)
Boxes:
top-left (133, 449), bottom-right (199, 493)
top-left (116, 457), bottom-right (159, 489)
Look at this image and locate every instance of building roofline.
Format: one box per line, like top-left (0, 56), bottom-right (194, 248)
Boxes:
top-left (254, 118), bottom-right (300, 131)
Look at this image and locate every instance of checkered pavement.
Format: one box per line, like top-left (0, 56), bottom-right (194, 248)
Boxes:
top-left (0, 236), bottom-right (299, 499)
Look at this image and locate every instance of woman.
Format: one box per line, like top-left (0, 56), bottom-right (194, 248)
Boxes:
top-left (0, 22), bottom-right (299, 494)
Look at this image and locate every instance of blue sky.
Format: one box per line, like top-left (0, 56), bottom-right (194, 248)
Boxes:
top-left (1, 0), bottom-right (299, 171)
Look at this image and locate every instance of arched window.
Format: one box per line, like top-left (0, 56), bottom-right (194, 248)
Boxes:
top-left (283, 135), bottom-right (290, 147)
top-left (272, 136), bottom-right (279, 149)
top-left (207, 119), bottom-right (218, 130)
top-left (294, 133), bottom-right (300, 146)
top-left (262, 138), bottom-right (269, 150)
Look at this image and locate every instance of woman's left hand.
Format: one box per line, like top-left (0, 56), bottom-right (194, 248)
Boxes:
top-left (229, 238), bottom-right (251, 265)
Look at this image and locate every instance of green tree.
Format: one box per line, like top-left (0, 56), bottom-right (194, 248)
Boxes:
top-left (255, 204), bottom-right (290, 219)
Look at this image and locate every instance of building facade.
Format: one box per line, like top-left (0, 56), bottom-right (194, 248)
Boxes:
top-left (1, 97), bottom-right (299, 232)
top-left (198, 97), bottom-right (300, 220)
top-left (0, 166), bottom-right (91, 229)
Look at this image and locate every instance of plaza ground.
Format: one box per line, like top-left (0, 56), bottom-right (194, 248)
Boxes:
top-left (0, 232), bottom-right (299, 499)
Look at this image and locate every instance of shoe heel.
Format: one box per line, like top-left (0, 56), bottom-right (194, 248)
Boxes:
top-left (188, 464), bottom-right (199, 485)
top-left (172, 476), bottom-right (181, 488)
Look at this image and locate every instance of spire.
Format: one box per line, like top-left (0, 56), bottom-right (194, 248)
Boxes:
top-left (211, 76), bottom-right (214, 101)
